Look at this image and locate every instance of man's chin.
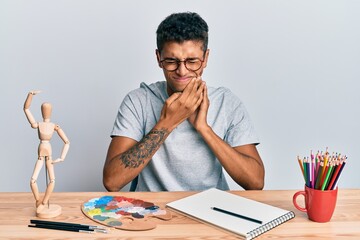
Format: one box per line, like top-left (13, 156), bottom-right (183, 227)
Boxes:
top-left (167, 85), bottom-right (185, 95)
top-left (174, 88), bottom-right (184, 93)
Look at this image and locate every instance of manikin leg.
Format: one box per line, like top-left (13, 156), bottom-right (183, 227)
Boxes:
top-left (42, 157), bottom-right (55, 205)
top-left (30, 157), bottom-right (44, 207)
top-left (36, 156), bottom-right (61, 218)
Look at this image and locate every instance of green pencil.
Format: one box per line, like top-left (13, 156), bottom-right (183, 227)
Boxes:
top-left (321, 164), bottom-right (334, 191)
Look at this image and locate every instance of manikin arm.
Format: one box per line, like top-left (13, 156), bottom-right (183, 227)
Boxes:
top-left (24, 91), bottom-right (41, 128)
top-left (52, 125), bottom-right (70, 164)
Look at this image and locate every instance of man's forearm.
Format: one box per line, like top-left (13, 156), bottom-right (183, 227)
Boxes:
top-left (197, 126), bottom-right (265, 190)
top-left (103, 127), bottom-right (170, 191)
top-left (119, 128), bottom-right (169, 168)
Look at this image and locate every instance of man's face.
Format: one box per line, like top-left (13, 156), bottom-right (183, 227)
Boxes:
top-left (156, 40), bottom-right (209, 96)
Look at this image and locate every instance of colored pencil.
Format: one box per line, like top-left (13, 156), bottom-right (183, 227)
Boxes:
top-left (321, 162), bottom-right (334, 190)
top-left (314, 160), bottom-right (320, 185)
top-left (303, 158), bottom-right (308, 187)
top-left (297, 156), bottom-right (305, 181)
top-left (305, 158), bottom-right (311, 187)
top-left (327, 161), bottom-right (341, 190)
top-left (308, 157), bottom-right (313, 188)
top-left (297, 149), bottom-right (347, 190)
top-left (319, 162), bottom-right (329, 190)
top-left (322, 151), bottom-right (329, 178)
top-left (331, 161), bottom-right (346, 190)
top-left (315, 162), bottom-right (324, 190)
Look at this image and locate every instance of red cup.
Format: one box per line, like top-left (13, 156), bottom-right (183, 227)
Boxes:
top-left (293, 185), bottom-right (338, 222)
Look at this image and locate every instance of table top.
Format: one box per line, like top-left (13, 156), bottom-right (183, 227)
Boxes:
top-left (1, 189), bottom-right (359, 239)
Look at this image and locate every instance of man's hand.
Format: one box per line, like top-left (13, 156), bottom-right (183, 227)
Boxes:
top-left (159, 78), bottom-right (205, 131)
top-left (188, 81), bottom-right (209, 132)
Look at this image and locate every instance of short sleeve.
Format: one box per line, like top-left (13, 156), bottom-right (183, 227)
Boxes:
top-left (111, 92), bottom-right (145, 142)
top-left (224, 100), bottom-right (260, 147)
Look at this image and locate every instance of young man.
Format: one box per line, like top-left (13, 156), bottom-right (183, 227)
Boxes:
top-left (103, 12), bottom-right (264, 192)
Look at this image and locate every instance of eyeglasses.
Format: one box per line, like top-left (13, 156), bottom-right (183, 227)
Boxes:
top-left (160, 58), bottom-right (204, 72)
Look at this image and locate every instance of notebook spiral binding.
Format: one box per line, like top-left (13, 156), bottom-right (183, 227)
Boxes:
top-left (247, 211), bottom-right (295, 239)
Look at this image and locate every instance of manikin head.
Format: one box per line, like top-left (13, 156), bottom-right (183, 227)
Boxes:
top-left (41, 102), bottom-right (52, 121)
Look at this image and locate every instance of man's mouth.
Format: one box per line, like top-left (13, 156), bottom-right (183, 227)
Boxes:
top-left (174, 76), bottom-right (193, 82)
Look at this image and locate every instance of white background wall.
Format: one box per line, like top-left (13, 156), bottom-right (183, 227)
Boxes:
top-left (1, 0), bottom-right (359, 192)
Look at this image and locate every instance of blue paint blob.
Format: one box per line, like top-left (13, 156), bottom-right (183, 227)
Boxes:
top-left (96, 196), bottom-right (113, 205)
top-left (146, 205), bottom-right (159, 210)
top-left (84, 202), bottom-right (95, 208)
top-left (132, 212), bottom-right (144, 219)
top-left (108, 221), bottom-right (122, 226)
top-left (93, 215), bottom-right (109, 221)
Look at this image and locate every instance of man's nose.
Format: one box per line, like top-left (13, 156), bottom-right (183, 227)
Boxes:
top-left (176, 61), bottom-right (188, 76)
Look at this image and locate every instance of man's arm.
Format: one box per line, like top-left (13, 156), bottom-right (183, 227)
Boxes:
top-left (199, 128), bottom-right (264, 190)
top-left (103, 128), bottom-right (169, 192)
top-left (103, 79), bottom-right (205, 191)
top-left (189, 84), bottom-right (265, 190)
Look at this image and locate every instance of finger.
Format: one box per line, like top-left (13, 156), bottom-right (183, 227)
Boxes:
top-left (193, 80), bottom-right (205, 104)
top-left (178, 78), bottom-right (204, 109)
top-left (165, 92), bottom-right (181, 105)
top-left (196, 81), bottom-right (206, 95)
top-left (190, 80), bottom-right (205, 105)
top-left (203, 83), bottom-right (209, 104)
top-left (185, 77), bottom-right (203, 94)
top-left (186, 78), bottom-right (203, 99)
top-left (194, 91), bottom-right (204, 109)
top-left (181, 78), bottom-right (197, 98)
top-left (193, 78), bottom-right (203, 92)
top-left (187, 80), bottom-right (205, 106)
top-left (199, 84), bottom-right (209, 111)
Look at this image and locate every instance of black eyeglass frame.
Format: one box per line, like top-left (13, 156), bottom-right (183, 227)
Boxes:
top-left (159, 56), bottom-right (205, 72)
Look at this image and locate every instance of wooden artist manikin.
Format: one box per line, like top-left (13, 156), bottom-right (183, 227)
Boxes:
top-left (24, 91), bottom-right (70, 218)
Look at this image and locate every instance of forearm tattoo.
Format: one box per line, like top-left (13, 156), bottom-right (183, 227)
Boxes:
top-left (119, 129), bottom-right (169, 168)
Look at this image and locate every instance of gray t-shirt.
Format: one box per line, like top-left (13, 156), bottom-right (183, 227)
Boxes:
top-left (111, 81), bottom-right (259, 191)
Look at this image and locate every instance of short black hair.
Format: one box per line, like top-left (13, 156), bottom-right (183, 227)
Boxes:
top-left (156, 12), bottom-right (209, 53)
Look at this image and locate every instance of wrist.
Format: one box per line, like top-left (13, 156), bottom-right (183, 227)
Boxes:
top-left (155, 118), bottom-right (177, 132)
top-left (196, 124), bottom-right (212, 136)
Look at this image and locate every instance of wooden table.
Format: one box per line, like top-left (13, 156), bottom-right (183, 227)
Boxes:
top-left (1, 189), bottom-right (359, 239)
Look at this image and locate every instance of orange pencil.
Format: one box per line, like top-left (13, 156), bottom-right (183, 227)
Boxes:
top-left (322, 150), bottom-right (329, 177)
top-left (297, 156), bottom-right (305, 182)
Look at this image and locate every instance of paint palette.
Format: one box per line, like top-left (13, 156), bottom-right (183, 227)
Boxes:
top-left (81, 196), bottom-right (172, 231)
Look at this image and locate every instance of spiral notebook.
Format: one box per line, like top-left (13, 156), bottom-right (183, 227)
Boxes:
top-left (166, 188), bottom-right (295, 240)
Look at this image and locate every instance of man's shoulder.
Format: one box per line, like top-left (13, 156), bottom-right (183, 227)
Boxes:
top-left (140, 81), bottom-right (167, 95)
top-left (126, 81), bottom-right (166, 98)
top-left (208, 85), bottom-right (240, 102)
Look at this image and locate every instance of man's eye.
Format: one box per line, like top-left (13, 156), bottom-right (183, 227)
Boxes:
top-left (187, 59), bottom-right (199, 64)
top-left (164, 60), bottom-right (177, 64)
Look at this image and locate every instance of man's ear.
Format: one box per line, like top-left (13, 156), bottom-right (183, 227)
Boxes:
top-left (203, 49), bottom-right (210, 68)
top-left (155, 49), bottom-right (162, 68)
